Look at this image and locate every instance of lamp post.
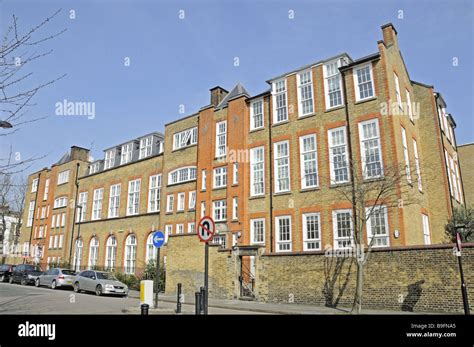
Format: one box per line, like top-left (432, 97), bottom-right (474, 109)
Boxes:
top-left (0, 120), bottom-right (13, 129)
top-left (73, 205), bottom-right (83, 272)
top-left (454, 224), bottom-right (470, 315)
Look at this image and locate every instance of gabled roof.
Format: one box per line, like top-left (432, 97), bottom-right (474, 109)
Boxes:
top-left (55, 152), bottom-right (71, 165)
top-left (215, 83), bottom-right (250, 110)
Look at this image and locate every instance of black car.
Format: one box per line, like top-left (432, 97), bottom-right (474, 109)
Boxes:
top-left (9, 264), bottom-right (44, 285)
top-left (0, 264), bottom-right (16, 282)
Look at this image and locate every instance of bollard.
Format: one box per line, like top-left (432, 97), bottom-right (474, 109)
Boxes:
top-left (200, 286), bottom-right (206, 315)
top-left (195, 292), bottom-right (202, 315)
top-left (176, 283), bottom-right (182, 314)
top-left (141, 303), bottom-right (149, 315)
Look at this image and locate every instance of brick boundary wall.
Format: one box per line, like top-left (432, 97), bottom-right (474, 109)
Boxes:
top-left (255, 244), bottom-right (474, 313)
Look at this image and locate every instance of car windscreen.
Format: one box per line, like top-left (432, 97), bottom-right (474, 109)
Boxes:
top-left (96, 272), bottom-right (116, 280)
top-left (25, 265), bottom-right (41, 272)
top-left (61, 270), bottom-right (76, 276)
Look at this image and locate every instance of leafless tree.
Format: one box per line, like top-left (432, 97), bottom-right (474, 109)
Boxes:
top-left (332, 162), bottom-right (416, 314)
top-left (0, 9), bottom-right (66, 174)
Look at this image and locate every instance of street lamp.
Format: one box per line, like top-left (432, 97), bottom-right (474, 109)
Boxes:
top-left (0, 120), bottom-right (13, 128)
top-left (454, 224), bottom-right (470, 315)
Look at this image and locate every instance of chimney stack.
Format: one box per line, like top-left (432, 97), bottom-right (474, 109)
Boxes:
top-left (381, 23), bottom-right (398, 48)
top-left (210, 86), bottom-right (228, 106)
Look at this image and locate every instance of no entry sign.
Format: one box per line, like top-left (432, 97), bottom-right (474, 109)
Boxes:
top-left (198, 216), bottom-right (215, 243)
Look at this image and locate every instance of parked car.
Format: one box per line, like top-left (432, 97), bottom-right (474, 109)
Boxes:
top-left (9, 264), bottom-right (44, 285)
top-left (73, 270), bottom-right (128, 297)
top-left (35, 268), bottom-right (77, 289)
top-left (0, 264), bottom-right (16, 282)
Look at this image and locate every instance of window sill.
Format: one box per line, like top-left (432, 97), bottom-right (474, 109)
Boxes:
top-left (176, 210), bottom-right (185, 214)
top-left (231, 219), bottom-right (239, 223)
top-left (249, 127), bottom-right (265, 134)
top-left (171, 144), bottom-right (197, 153)
top-left (297, 113), bottom-right (316, 120)
top-left (212, 187), bottom-right (227, 191)
top-left (273, 191), bottom-right (292, 197)
top-left (354, 96), bottom-right (377, 105)
top-left (272, 120), bottom-right (289, 127)
top-left (324, 105), bottom-right (345, 113)
top-left (300, 187), bottom-right (320, 193)
top-left (329, 182), bottom-right (351, 189)
top-left (249, 195), bottom-right (265, 200)
top-left (231, 183), bottom-right (238, 187)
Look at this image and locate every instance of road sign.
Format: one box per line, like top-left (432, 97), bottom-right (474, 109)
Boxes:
top-left (152, 231), bottom-right (165, 248)
top-left (198, 216), bottom-right (215, 243)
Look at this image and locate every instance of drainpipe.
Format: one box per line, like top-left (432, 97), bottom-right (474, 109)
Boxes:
top-left (268, 95), bottom-right (274, 253)
top-left (339, 69), bottom-right (358, 240)
top-left (26, 172), bottom-right (41, 264)
top-left (68, 162), bottom-right (81, 265)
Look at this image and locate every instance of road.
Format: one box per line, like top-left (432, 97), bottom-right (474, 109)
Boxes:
top-left (0, 282), bottom-right (267, 315)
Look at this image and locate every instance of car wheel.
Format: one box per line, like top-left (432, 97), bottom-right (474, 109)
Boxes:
top-left (9, 276), bottom-right (14, 284)
top-left (20, 278), bottom-right (27, 286)
top-left (73, 282), bottom-right (80, 293)
top-left (0, 275), bottom-right (5, 282)
top-left (51, 280), bottom-right (57, 290)
top-left (95, 285), bottom-right (102, 296)
top-left (35, 278), bottom-right (40, 287)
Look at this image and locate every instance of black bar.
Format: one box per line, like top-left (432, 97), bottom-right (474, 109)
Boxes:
top-left (195, 292), bottom-right (201, 315)
top-left (176, 283), bottom-right (182, 314)
top-left (140, 304), bottom-right (149, 315)
top-left (155, 247), bottom-right (160, 309)
top-left (204, 242), bottom-right (209, 315)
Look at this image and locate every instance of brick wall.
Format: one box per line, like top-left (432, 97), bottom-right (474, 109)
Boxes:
top-left (255, 244), bottom-right (474, 313)
top-left (458, 143), bottom-right (474, 207)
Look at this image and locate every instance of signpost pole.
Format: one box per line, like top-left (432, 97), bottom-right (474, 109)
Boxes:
top-left (204, 241), bottom-right (209, 315)
top-left (455, 229), bottom-right (470, 315)
top-left (155, 247), bottom-right (160, 309)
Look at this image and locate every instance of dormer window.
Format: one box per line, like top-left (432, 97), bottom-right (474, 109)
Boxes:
top-left (139, 136), bottom-right (153, 159)
top-left (89, 162), bottom-right (100, 175)
top-left (121, 143), bottom-right (133, 165)
top-left (104, 150), bottom-right (115, 170)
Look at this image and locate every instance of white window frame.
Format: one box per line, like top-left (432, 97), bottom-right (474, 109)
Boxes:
top-left (406, 89), bottom-right (413, 122)
top-left (57, 170), bottom-right (70, 185)
top-left (272, 79), bottom-right (288, 124)
top-left (250, 218), bottom-right (265, 245)
top-left (121, 143), bottom-right (133, 165)
top-left (139, 136), bottom-right (153, 159)
top-left (274, 141), bottom-right (290, 193)
top-left (104, 149), bottom-right (115, 170)
top-left (176, 224), bottom-right (184, 234)
top-left (233, 163), bottom-right (238, 185)
top-left (366, 206), bottom-right (390, 248)
top-left (166, 194), bottom-right (174, 213)
top-left (108, 184), bottom-right (121, 218)
top-left (332, 209), bottom-right (353, 250)
top-left (177, 192), bottom-right (185, 211)
top-left (60, 213), bottom-right (65, 227)
top-left (250, 99), bottom-right (264, 130)
top-left (422, 214), bottom-right (431, 245)
top-left (188, 191), bottom-right (196, 210)
top-left (201, 170), bottom-right (207, 191)
top-left (43, 179), bottom-right (50, 201)
top-left (31, 178), bottom-right (39, 193)
top-left (88, 237), bottom-right (99, 269)
top-left (77, 192), bottom-right (88, 222)
top-left (213, 166), bottom-right (227, 189)
top-left (232, 197), bottom-right (238, 220)
top-left (27, 201), bottom-right (35, 227)
top-left (299, 134), bottom-right (319, 189)
top-left (148, 174), bottom-right (161, 213)
top-left (401, 127), bottom-right (412, 183)
top-left (168, 166), bottom-right (197, 185)
top-left (200, 202), bottom-right (206, 218)
top-left (353, 63), bottom-right (375, 102)
top-left (188, 222), bottom-right (195, 234)
top-left (323, 59), bottom-right (344, 109)
top-left (145, 233), bottom-right (156, 264)
top-left (394, 73), bottom-right (402, 110)
top-left (126, 179), bottom-right (141, 216)
top-left (105, 236), bottom-right (117, 271)
top-left (212, 199), bottom-right (227, 222)
top-left (91, 188), bottom-right (104, 220)
top-left (297, 69), bottom-right (314, 117)
top-left (250, 146), bottom-right (265, 196)
top-left (275, 216), bottom-right (292, 252)
top-left (165, 225), bottom-right (172, 243)
top-left (172, 127), bottom-right (198, 150)
top-left (215, 121), bottom-right (227, 158)
top-left (412, 139), bottom-right (422, 191)
top-left (302, 213), bottom-right (321, 251)
top-left (124, 235), bottom-right (137, 274)
top-left (358, 119), bottom-right (384, 179)
top-left (328, 127), bottom-right (350, 184)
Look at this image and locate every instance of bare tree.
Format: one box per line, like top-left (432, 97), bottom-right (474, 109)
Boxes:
top-left (0, 9), bottom-right (66, 174)
top-left (332, 163), bottom-right (415, 314)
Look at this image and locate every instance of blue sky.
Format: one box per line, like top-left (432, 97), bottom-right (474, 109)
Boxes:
top-left (1, 0), bottom-right (473, 175)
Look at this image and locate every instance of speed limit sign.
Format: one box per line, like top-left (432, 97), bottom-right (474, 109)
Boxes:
top-left (198, 216), bottom-right (215, 243)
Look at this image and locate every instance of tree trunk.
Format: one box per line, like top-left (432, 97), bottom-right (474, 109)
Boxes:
top-left (351, 260), bottom-right (364, 314)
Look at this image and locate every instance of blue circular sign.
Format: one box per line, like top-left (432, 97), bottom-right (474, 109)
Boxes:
top-left (152, 231), bottom-right (165, 248)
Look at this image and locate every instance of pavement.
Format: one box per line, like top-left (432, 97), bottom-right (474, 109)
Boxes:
top-left (127, 289), bottom-right (424, 315)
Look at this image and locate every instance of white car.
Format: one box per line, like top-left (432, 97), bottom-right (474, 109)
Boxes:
top-left (73, 270), bottom-right (129, 297)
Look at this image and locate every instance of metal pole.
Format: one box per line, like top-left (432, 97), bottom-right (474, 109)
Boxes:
top-left (204, 242), bottom-right (209, 315)
top-left (195, 292), bottom-right (201, 315)
top-left (176, 283), bottom-right (182, 314)
top-left (154, 247), bottom-right (160, 309)
top-left (455, 231), bottom-right (470, 315)
top-left (140, 303), bottom-right (149, 315)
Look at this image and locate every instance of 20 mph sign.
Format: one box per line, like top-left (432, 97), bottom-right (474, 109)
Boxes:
top-left (198, 216), bottom-right (215, 243)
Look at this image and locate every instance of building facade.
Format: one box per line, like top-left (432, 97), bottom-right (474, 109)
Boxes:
top-left (14, 23), bottom-right (465, 276)
top-left (458, 143), bottom-right (474, 207)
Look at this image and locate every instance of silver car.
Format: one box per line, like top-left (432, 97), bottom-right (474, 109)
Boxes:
top-left (35, 268), bottom-right (76, 289)
top-left (73, 270), bottom-right (129, 297)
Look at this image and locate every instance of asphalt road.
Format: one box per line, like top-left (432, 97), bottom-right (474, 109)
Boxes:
top-left (0, 282), bottom-right (266, 315)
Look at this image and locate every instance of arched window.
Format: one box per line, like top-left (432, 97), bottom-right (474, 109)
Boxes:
top-left (73, 239), bottom-right (83, 272)
top-left (88, 237), bottom-right (99, 269)
top-left (124, 234), bottom-right (137, 274)
top-left (105, 236), bottom-right (117, 271)
top-left (145, 233), bottom-right (156, 265)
